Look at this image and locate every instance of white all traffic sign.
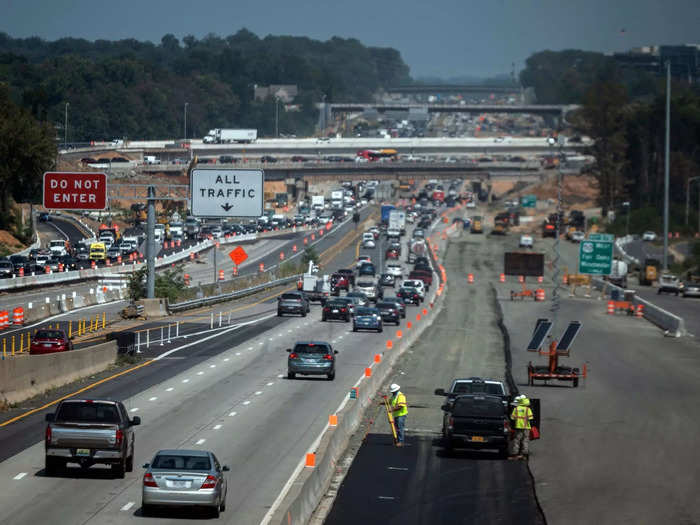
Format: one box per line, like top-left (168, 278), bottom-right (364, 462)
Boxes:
top-left (191, 168), bottom-right (263, 217)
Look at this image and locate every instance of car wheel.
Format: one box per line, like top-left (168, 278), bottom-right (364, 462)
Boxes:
top-left (220, 498), bottom-right (226, 512)
top-left (322, 315), bottom-right (326, 322)
top-left (498, 446), bottom-right (509, 459)
top-left (126, 453), bottom-right (134, 473)
top-left (352, 325), bottom-right (357, 332)
top-left (396, 320), bottom-right (401, 326)
top-left (45, 456), bottom-right (62, 476)
top-left (302, 310), bottom-right (307, 317)
top-left (112, 458), bottom-right (126, 479)
top-left (277, 310), bottom-right (283, 317)
top-left (327, 371), bottom-right (335, 381)
top-left (345, 316), bottom-right (350, 322)
top-left (287, 371), bottom-right (295, 379)
top-left (211, 505), bottom-right (220, 518)
top-left (378, 326), bottom-right (383, 333)
top-left (141, 504), bottom-right (155, 517)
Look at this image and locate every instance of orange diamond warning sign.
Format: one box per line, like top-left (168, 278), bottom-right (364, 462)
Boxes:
top-left (229, 246), bottom-right (248, 266)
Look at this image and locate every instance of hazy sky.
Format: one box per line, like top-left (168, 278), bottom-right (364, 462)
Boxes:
top-left (1, 0), bottom-right (698, 78)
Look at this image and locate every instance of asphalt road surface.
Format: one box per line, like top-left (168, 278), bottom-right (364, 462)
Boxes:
top-left (326, 204), bottom-right (544, 525)
top-left (0, 203), bottom-right (436, 525)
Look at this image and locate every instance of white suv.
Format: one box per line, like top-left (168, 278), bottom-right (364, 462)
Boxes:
top-left (385, 263), bottom-right (403, 278)
top-left (401, 279), bottom-right (425, 299)
top-left (519, 235), bottom-right (533, 248)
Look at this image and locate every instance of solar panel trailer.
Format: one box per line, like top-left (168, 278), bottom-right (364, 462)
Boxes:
top-left (527, 320), bottom-right (585, 387)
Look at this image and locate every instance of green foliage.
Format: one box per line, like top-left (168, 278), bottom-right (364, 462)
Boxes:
top-left (0, 30), bottom-right (410, 140)
top-left (0, 85), bottom-right (56, 228)
top-left (127, 266), bottom-right (185, 302)
top-left (302, 246), bottom-right (319, 266)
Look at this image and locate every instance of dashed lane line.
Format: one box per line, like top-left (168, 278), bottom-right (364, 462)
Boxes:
top-left (13, 473), bottom-right (27, 480)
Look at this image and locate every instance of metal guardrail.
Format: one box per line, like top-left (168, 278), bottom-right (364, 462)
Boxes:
top-left (169, 274), bottom-right (301, 312)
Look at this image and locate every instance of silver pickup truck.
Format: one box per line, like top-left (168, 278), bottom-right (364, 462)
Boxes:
top-left (44, 399), bottom-right (140, 478)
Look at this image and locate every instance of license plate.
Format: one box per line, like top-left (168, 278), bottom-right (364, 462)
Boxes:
top-left (171, 480), bottom-right (188, 488)
top-left (43, 343), bottom-right (53, 347)
top-left (469, 436), bottom-right (485, 443)
top-left (332, 309), bottom-right (338, 313)
top-left (76, 448), bottom-right (91, 456)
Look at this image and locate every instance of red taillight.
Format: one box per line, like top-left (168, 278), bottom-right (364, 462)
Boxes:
top-left (45, 425), bottom-right (52, 444)
top-left (340, 308), bottom-right (347, 312)
top-left (143, 473), bottom-right (158, 487)
top-left (323, 307), bottom-right (330, 312)
top-left (201, 475), bottom-right (218, 489)
top-left (323, 354), bottom-right (333, 360)
top-left (115, 429), bottom-right (124, 447)
top-left (289, 353), bottom-right (298, 359)
top-left (448, 417), bottom-right (454, 429)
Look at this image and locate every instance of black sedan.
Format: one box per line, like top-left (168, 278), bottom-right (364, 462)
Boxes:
top-left (376, 301), bottom-right (401, 325)
top-left (379, 273), bottom-right (396, 288)
top-left (397, 286), bottom-right (421, 305)
top-left (321, 300), bottom-right (351, 322)
top-left (383, 296), bottom-right (407, 318)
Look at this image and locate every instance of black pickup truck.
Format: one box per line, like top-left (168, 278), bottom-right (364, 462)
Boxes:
top-left (440, 394), bottom-right (510, 457)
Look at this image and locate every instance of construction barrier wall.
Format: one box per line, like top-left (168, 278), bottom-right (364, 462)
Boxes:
top-left (0, 341), bottom-right (118, 405)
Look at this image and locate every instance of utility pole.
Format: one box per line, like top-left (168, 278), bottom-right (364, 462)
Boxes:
top-left (663, 61), bottom-right (671, 271)
top-left (275, 97), bottom-right (279, 138)
top-left (64, 102), bottom-right (69, 149)
top-left (146, 185), bottom-right (156, 298)
top-left (184, 102), bottom-right (189, 141)
top-left (548, 136), bottom-right (564, 331)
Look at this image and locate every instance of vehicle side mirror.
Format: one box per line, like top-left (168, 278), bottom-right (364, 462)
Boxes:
top-left (434, 388), bottom-right (446, 396)
top-left (131, 416), bottom-right (141, 426)
top-left (286, 348), bottom-right (292, 353)
top-left (334, 350), bottom-right (339, 354)
top-left (440, 404), bottom-right (450, 412)
top-left (222, 465), bottom-right (230, 472)
top-left (45, 413), bottom-right (55, 422)
top-left (142, 463), bottom-right (150, 469)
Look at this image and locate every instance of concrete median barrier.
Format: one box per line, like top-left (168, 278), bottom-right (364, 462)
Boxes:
top-left (0, 341), bottom-right (118, 406)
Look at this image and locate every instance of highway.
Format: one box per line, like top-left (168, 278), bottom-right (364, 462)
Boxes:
top-left (0, 201), bottom-right (438, 524)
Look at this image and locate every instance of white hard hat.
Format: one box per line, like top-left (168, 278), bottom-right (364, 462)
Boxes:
top-left (390, 383), bottom-right (401, 393)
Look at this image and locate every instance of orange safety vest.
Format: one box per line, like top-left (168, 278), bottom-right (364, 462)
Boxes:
top-left (511, 405), bottom-right (533, 430)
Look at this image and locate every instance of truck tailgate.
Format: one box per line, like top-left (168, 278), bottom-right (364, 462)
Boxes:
top-left (51, 424), bottom-right (118, 449)
top-left (452, 416), bottom-right (503, 435)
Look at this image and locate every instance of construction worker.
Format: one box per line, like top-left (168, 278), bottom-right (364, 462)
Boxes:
top-left (389, 384), bottom-right (408, 447)
top-left (509, 395), bottom-right (534, 460)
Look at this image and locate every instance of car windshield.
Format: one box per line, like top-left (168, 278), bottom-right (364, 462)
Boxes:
top-left (453, 382), bottom-right (504, 396)
top-left (294, 343), bottom-right (331, 354)
top-left (281, 293), bottom-right (301, 300)
top-left (152, 455), bottom-right (211, 471)
top-left (35, 330), bottom-right (64, 339)
top-left (355, 307), bottom-right (378, 316)
top-left (56, 402), bottom-right (119, 423)
top-left (452, 397), bottom-right (504, 418)
top-left (357, 281), bottom-right (374, 287)
top-left (327, 302), bottom-right (346, 308)
top-left (376, 302), bottom-right (396, 309)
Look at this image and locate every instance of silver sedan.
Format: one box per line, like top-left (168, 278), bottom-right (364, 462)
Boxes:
top-left (142, 449), bottom-right (228, 518)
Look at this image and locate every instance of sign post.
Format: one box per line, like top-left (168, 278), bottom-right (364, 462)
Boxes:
top-left (578, 240), bottom-right (613, 275)
top-left (43, 172), bottom-right (107, 210)
top-left (191, 169), bottom-right (263, 218)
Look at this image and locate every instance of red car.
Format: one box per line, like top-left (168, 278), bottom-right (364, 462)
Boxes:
top-left (409, 269), bottom-right (433, 289)
top-left (385, 248), bottom-right (399, 260)
top-left (330, 273), bottom-right (350, 295)
top-left (30, 329), bottom-right (73, 355)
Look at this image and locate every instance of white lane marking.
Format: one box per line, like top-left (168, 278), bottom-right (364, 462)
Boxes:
top-left (338, 335), bottom-right (344, 340)
top-left (130, 408), bottom-right (139, 412)
top-left (387, 466), bottom-right (409, 471)
top-left (269, 338), bottom-right (274, 342)
top-left (197, 371), bottom-right (204, 375)
top-left (277, 374), bottom-right (284, 378)
top-left (259, 342), bottom-right (264, 345)
top-left (196, 439), bottom-right (206, 445)
top-left (236, 352), bottom-right (241, 356)
top-left (287, 329), bottom-right (292, 333)
top-left (120, 502), bottom-right (134, 512)
top-left (182, 379), bottom-right (190, 383)
top-left (149, 397), bottom-right (157, 401)
top-left (223, 358), bottom-right (230, 362)
top-left (153, 314), bottom-right (276, 362)
top-left (304, 322), bottom-right (309, 326)
top-left (267, 382), bottom-right (274, 386)
top-left (228, 411), bottom-right (237, 417)
top-left (213, 425), bottom-right (222, 430)
top-left (210, 364), bottom-right (216, 368)
top-left (166, 387), bottom-right (174, 392)
top-left (248, 347), bottom-right (253, 351)
top-left (243, 401), bottom-right (251, 406)
top-left (378, 496), bottom-right (396, 500)
top-left (278, 333), bottom-right (284, 337)
top-left (13, 473), bottom-right (27, 480)
top-left (255, 391), bottom-right (262, 396)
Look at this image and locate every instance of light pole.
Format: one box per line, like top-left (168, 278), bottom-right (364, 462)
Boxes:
top-left (64, 102), bottom-right (69, 149)
top-left (663, 61), bottom-right (671, 271)
top-left (184, 102), bottom-right (189, 141)
top-left (686, 176), bottom-right (700, 232)
top-left (623, 201), bottom-right (630, 236)
top-left (275, 96), bottom-right (280, 138)
top-left (547, 136), bottom-right (565, 331)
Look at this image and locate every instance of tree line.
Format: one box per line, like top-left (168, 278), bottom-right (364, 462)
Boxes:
top-left (0, 30), bottom-right (411, 141)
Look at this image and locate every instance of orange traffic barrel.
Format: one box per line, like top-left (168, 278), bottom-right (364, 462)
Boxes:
top-left (12, 307), bottom-right (24, 325)
top-left (607, 301), bottom-right (614, 315)
top-left (635, 304), bottom-right (644, 318)
top-left (218, 269), bottom-right (225, 281)
top-left (0, 311), bottom-right (9, 330)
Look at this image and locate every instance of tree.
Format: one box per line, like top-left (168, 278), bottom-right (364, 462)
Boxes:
top-left (0, 85), bottom-right (55, 228)
top-left (579, 79), bottom-right (629, 214)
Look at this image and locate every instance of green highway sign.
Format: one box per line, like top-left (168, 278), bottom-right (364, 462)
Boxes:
top-left (520, 194), bottom-right (537, 208)
top-left (578, 240), bottom-right (613, 275)
top-left (589, 233), bottom-right (615, 242)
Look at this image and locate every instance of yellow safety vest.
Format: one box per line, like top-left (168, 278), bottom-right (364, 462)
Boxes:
top-left (391, 392), bottom-right (408, 417)
top-left (511, 405), bottom-right (533, 430)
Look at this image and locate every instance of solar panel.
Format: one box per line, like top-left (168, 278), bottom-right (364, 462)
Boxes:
top-left (557, 321), bottom-right (582, 352)
top-left (527, 320), bottom-right (552, 352)
top-left (533, 318), bottom-right (549, 337)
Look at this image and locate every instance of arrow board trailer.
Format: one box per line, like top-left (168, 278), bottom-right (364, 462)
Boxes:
top-left (191, 168), bottom-right (264, 218)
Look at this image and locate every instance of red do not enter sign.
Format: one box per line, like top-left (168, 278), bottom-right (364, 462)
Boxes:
top-left (43, 172), bottom-right (107, 210)
top-left (229, 246), bottom-right (248, 266)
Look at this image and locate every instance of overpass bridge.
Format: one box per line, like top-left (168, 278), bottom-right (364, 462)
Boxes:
top-left (386, 84), bottom-right (521, 95)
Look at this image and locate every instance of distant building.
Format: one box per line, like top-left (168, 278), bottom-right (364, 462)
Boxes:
top-left (613, 44), bottom-right (700, 83)
top-left (254, 84), bottom-right (299, 103)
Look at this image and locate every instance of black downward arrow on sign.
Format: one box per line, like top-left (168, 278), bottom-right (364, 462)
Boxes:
top-left (221, 203), bottom-right (233, 212)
